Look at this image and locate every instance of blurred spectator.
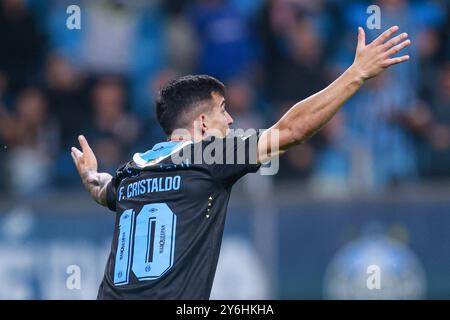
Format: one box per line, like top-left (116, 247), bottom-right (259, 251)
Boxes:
top-left (419, 61), bottom-right (450, 178)
top-left (0, 0), bottom-right (449, 194)
top-left (266, 15), bottom-right (328, 105)
top-left (81, 0), bottom-right (139, 75)
top-left (344, 74), bottom-right (418, 189)
top-left (261, 9), bottom-right (329, 180)
top-left (325, 0), bottom-right (448, 191)
top-left (187, 0), bottom-right (260, 81)
top-left (94, 1), bottom-right (167, 113)
top-left (4, 88), bottom-right (59, 195)
top-left (45, 0), bottom-right (84, 64)
top-left (439, 4), bottom-right (450, 61)
top-left (0, 0), bottom-right (45, 95)
top-left (44, 54), bottom-right (87, 150)
top-left (309, 113), bottom-right (355, 197)
top-left (84, 76), bottom-right (141, 173)
top-left (43, 54), bottom-right (88, 186)
top-left (225, 77), bottom-right (263, 130)
top-left (259, 0), bottom-right (298, 76)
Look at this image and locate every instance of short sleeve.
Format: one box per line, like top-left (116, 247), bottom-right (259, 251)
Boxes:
top-left (206, 132), bottom-right (261, 186)
top-left (105, 177), bottom-right (118, 211)
top-left (105, 163), bottom-right (128, 212)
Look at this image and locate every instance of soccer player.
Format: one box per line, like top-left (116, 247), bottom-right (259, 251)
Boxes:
top-left (72, 26), bottom-right (410, 299)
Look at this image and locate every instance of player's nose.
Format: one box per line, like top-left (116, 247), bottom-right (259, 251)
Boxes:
top-left (226, 112), bottom-right (234, 126)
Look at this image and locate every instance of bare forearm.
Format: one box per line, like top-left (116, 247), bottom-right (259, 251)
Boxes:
top-left (80, 171), bottom-right (112, 207)
top-left (276, 66), bottom-right (364, 148)
top-left (269, 26), bottom-right (411, 152)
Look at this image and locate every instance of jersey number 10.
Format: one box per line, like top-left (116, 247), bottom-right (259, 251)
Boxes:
top-left (113, 203), bottom-right (177, 286)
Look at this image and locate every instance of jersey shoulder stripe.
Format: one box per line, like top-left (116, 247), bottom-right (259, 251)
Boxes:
top-left (133, 141), bottom-right (192, 168)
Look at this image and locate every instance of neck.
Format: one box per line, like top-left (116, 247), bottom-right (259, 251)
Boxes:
top-left (168, 136), bottom-right (191, 142)
top-left (168, 130), bottom-right (203, 142)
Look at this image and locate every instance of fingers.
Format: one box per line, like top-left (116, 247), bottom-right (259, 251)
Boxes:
top-left (71, 146), bottom-right (82, 158)
top-left (386, 39), bottom-right (411, 57)
top-left (78, 135), bottom-right (92, 154)
top-left (71, 146), bottom-right (83, 164)
top-left (373, 25), bottom-right (399, 46)
top-left (357, 27), bottom-right (366, 51)
top-left (383, 32), bottom-right (408, 50)
top-left (70, 150), bottom-right (78, 165)
top-left (385, 55), bottom-right (410, 67)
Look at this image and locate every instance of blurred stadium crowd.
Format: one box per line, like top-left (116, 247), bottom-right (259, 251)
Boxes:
top-left (0, 0), bottom-right (448, 197)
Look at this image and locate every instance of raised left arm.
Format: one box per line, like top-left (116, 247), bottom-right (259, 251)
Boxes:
top-left (257, 26), bottom-right (411, 163)
top-left (71, 135), bottom-right (112, 207)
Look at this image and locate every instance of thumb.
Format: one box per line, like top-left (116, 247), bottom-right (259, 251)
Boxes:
top-left (357, 27), bottom-right (366, 51)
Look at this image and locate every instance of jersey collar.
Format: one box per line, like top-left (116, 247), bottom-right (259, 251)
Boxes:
top-left (133, 140), bottom-right (192, 168)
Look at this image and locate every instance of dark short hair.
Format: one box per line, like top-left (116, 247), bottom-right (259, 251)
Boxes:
top-left (156, 74), bottom-right (225, 136)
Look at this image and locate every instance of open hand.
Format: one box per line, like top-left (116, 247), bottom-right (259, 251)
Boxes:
top-left (352, 26), bottom-right (411, 81)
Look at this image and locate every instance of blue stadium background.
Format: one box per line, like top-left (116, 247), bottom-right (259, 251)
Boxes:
top-left (0, 0), bottom-right (449, 299)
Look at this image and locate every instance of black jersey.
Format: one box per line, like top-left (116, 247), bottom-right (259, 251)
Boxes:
top-left (97, 133), bottom-right (261, 300)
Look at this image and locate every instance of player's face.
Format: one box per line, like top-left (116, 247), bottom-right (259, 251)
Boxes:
top-left (202, 91), bottom-right (234, 138)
